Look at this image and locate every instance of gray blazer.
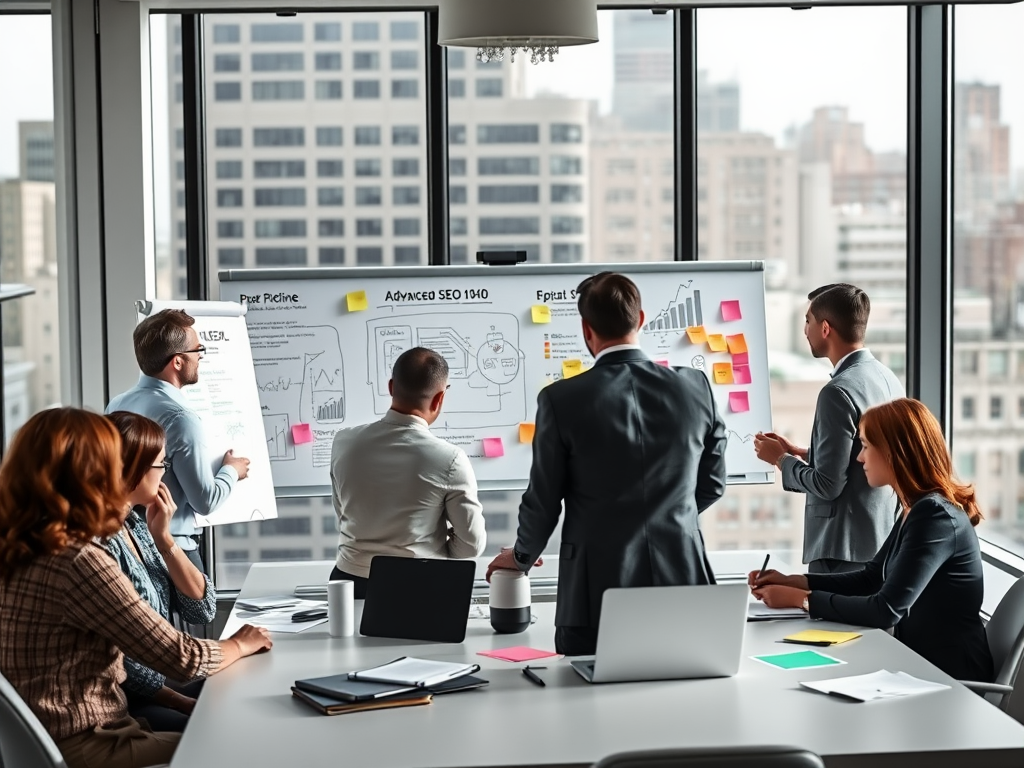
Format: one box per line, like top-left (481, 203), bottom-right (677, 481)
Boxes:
top-left (514, 349), bottom-right (727, 630)
top-left (781, 349), bottom-right (904, 564)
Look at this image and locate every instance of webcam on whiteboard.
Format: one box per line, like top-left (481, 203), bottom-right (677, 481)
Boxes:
top-left (476, 250), bottom-right (527, 266)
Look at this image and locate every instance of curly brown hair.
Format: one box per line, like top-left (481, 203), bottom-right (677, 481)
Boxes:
top-left (105, 411), bottom-right (166, 492)
top-left (0, 408), bottom-right (128, 580)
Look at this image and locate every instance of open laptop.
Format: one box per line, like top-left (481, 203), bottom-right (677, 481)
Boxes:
top-left (570, 584), bottom-right (749, 684)
top-left (360, 556), bottom-right (476, 643)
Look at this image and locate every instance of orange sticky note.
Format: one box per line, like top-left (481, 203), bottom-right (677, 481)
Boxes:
top-left (707, 334), bottom-right (727, 352)
top-left (562, 359), bottom-right (583, 379)
top-left (346, 290), bottom-right (368, 312)
top-left (518, 423), bottom-right (535, 443)
top-left (712, 362), bottom-right (734, 384)
top-left (733, 364), bottom-right (752, 384)
top-left (291, 423), bottom-right (313, 444)
top-left (726, 334), bottom-right (748, 355)
top-left (531, 305), bottom-right (551, 324)
top-left (729, 391), bottom-right (750, 412)
top-left (483, 437), bottom-right (504, 458)
top-left (686, 326), bottom-right (708, 344)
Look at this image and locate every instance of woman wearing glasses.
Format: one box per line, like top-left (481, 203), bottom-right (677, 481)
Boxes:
top-left (104, 410), bottom-right (217, 732)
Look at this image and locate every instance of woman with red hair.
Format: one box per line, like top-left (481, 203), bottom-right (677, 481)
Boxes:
top-left (750, 398), bottom-right (993, 682)
top-left (0, 408), bottom-right (272, 768)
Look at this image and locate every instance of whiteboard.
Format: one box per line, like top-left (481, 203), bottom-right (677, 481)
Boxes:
top-left (136, 300), bottom-right (279, 526)
top-left (219, 262), bottom-right (775, 493)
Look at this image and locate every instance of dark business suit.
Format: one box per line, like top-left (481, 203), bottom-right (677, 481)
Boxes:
top-left (514, 348), bottom-right (727, 655)
top-left (807, 493), bottom-right (993, 682)
top-left (781, 349), bottom-right (904, 572)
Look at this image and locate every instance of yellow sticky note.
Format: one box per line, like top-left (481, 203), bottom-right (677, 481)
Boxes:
top-left (707, 334), bottom-right (727, 352)
top-left (726, 333), bottom-right (748, 355)
top-left (785, 630), bottom-right (862, 645)
top-left (686, 326), bottom-right (708, 344)
top-left (519, 422), bottom-right (536, 443)
top-left (562, 359), bottom-right (583, 379)
top-left (712, 362), bottom-right (734, 384)
top-left (346, 290), bottom-right (368, 312)
top-left (531, 305), bottom-right (551, 324)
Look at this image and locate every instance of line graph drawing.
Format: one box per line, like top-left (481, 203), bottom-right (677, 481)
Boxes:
top-left (727, 430), bottom-right (755, 444)
top-left (641, 281), bottom-right (701, 334)
top-left (263, 413), bottom-right (295, 461)
top-left (257, 376), bottom-right (299, 392)
top-left (305, 352), bottom-right (345, 423)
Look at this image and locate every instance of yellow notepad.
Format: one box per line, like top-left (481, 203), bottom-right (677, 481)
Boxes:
top-left (784, 630), bottom-right (862, 645)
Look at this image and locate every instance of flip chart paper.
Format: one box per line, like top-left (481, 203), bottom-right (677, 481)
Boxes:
top-left (733, 365), bottom-right (752, 384)
top-left (727, 334), bottom-right (748, 354)
top-left (531, 305), bottom-right (551, 324)
top-left (562, 360), bottom-right (583, 379)
top-left (707, 334), bottom-right (728, 352)
top-left (729, 391), bottom-right (750, 412)
top-left (721, 300), bottom-right (743, 321)
top-left (686, 326), bottom-right (708, 344)
top-left (518, 423), bottom-right (536, 443)
top-left (346, 291), bottom-right (368, 312)
top-left (483, 438), bottom-right (505, 458)
top-left (291, 423), bottom-right (313, 444)
top-left (713, 363), bottom-right (734, 384)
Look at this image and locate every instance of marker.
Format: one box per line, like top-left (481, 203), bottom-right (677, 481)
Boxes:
top-left (522, 666), bottom-right (545, 688)
top-left (755, 553), bottom-right (770, 584)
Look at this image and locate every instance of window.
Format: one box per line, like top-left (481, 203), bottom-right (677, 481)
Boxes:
top-left (215, 128), bottom-right (242, 147)
top-left (251, 53), bottom-right (303, 71)
top-left (253, 128), bottom-right (304, 146)
top-left (476, 78), bottom-right (503, 98)
top-left (392, 126), bottom-right (419, 145)
top-left (356, 246), bottom-right (383, 264)
top-left (391, 20), bottom-right (418, 40)
top-left (353, 52), bottom-right (379, 70)
top-left (450, 217), bottom-right (468, 236)
top-left (479, 218), bottom-right (540, 235)
top-left (960, 350), bottom-right (979, 374)
top-left (449, 125), bottom-right (466, 144)
top-left (217, 220), bottom-right (244, 238)
top-left (450, 245), bottom-right (469, 263)
top-left (353, 80), bottom-right (380, 99)
top-left (255, 247), bottom-right (307, 265)
top-left (393, 186), bottom-right (421, 205)
top-left (216, 161), bottom-right (242, 179)
top-left (989, 351), bottom-right (1009, 377)
top-left (449, 158), bottom-right (466, 176)
top-left (319, 247), bottom-right (345, 264)
top-left (394, 246), bottom-right (421, 265)
top-left (449, 186), bottom-right (467, 204)
top-left (217, 248), bottom-right (244, 266)
top-left (552, 243), bottom-right (584, 263)
top-left (316, 127), bottom-right (343, 146)
top-left (357, 219), bottom-right (383, 236)
top-left (352, 22), bottom-right (379, 41)
top-left (449, 79), bottom-right (465, 98)
top-left (551, 123), bottom-right (583, 143)
top-left (213, 24), bottom-right (240, 43)
top-left (255, 219), bottom-right (307, 238)
top-left (315, 81), bottom-right (342, 100)
top-left (551, 184), bottom-right (583, 203)
top-left (393, 159), bottom-right (419, 177)
top-left (252, 81), bottom-right (305, 100)
top-left (251, 24), bottom-right (303, 43)
top-left (479, 185), bottom-right (539, 204)
top-left (315, 22), bottom-right (341, 42)
top-left (963, 396), bottom-right (976, 420)
top-left (214, 54), bottom-right (240, 72)
top-left (356, 187), bottom-right (382, 206)
top-left (391, 80), bottom-right (418, 99)
top-left (214, 82), bottom-right (241, 101)
top-left (355, 159), bottom-right (381, 177)
top-left (355, 126), bottom-right (381, 145)
top-left (318, 187), bottom-right (345, 206)
top-left (477, 124), bottom-right (539, 144)
top-left (448, 49), bottom-right (466, 68)
top-left (315, 52), bottom-right (342, 71)
top-left (318, 219), bottom-right (345, 237)
top-left (317, 160), bottom-right (343, 177)
top-left (552, 216), bottom-right (584, 235)
top-left (992, 396), bottom-right (1004, 420)
top-left (216, 189), bottom-right (243, 207)
top-left (260, 548), bottom-right (312, 560)
top-left (550, 156), bottom-right (583, 175)
top-left (254, 188), bottom-right (306, 206)
top-left (479, 157), bottom-right (539, 175)
top-left (391, 50), bottom-right (418, 69)
top-left (394, 218), bottom-right (420, 236)
top-left (254, 161), bottom-right (305, 178)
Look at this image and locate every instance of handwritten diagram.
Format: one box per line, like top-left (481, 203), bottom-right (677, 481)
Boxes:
top-left (263, 413), bottom-right (295, 461)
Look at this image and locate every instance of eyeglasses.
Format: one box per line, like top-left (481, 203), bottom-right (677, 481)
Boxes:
top-left (151, 460), bottom-right (171, 473)
top-left (161, 345), bottom-right (206, 368)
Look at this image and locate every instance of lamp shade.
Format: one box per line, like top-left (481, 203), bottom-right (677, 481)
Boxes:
top-left (438, 0), bottom-right (599, 48)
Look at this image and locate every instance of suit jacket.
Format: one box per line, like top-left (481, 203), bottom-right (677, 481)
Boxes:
top-left (781, 350), bottom-right (904, 563)
top-left (514, 348), bottom-right (727, 629)
top-left (807, 493), bottom-right (993, 683)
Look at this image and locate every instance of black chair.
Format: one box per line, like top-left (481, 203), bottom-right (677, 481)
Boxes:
top-left (0, 672), bottom-right (68, 768)
top-left (593, 746), bottom-right (826, 768)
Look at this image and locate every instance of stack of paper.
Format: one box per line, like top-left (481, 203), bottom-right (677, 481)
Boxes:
top-left (747, 602), bottom-right (807, 620)
top-left (235, 599), bottom-right (329, 633)
top-left (800, 670), bottom-right (950, 702)
top-left (349, 657), bottom-right (480, 688)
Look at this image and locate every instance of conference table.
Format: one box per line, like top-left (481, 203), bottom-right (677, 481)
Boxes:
top-left (172, 557), bottom-right (1024, 768)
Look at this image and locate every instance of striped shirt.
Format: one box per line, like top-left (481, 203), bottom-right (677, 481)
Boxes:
top-left (103, 510), bottom-right (218, 697)
top-left (0, 541), bottom-right (222, 740)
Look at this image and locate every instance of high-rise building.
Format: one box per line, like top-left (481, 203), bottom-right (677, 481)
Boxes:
top-left (610, 11), bottom-right (673, 132)
top-left (18, 121), bottom-right (55, 183)
top-left (954, 82), bottom-right (1011, 223)
top-left (697, 71), bottom-right (740, 134)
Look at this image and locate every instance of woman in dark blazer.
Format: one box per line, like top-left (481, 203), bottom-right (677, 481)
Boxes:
top-left (750, 398), bottom-right (994, 682)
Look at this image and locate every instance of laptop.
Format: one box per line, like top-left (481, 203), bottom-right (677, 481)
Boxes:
top-left (570, 584), bottom-right (749, 684)
top-left (360, 556), bottom-right (476, 643)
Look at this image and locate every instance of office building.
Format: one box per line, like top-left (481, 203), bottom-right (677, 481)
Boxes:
top-left (18, 121), bottom-right (55, 183)
top-left (611, 10), bottom-right (673, 132)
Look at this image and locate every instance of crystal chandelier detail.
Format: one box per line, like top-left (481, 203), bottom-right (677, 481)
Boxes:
top-left (476, 44), bottom-right (560, 65)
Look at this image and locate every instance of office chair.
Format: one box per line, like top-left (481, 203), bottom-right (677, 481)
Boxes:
top-left (593, 745), bottom-right (825, 768)
top-left (0, 672), bottom-right (68, 768)
top-left (959, 574), bottom-right (1024, 723)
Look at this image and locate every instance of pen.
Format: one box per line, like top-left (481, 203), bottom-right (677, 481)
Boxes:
top-left (522, 666), bottom-right (546, 688)
top-left (777, 639), bottom-right (831, 647)
top-left (755, 553), bottom-right (770, 584)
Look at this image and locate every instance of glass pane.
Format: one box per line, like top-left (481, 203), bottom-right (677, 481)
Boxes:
top-left (1, 15), bottom-right (61, 447)
top-left (953, 4), bottom-right (1024, 553)
top-left (447, 10), bottom-right (675, 265)
top-left (697, 8), bottom-right (908, 558)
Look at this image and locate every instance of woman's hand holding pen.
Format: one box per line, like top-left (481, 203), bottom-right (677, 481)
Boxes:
top-left (748, 570), bottom-right (810, 609)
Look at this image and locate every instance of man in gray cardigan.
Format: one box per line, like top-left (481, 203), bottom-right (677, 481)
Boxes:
top-left (754, 284), bottom-right (904, 574)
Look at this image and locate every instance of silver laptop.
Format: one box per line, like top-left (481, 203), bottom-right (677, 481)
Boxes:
top-left (570, 584), bottom-right (749, 684)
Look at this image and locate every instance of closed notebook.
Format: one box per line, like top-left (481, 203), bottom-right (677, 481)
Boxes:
top-left (294, 674), bottom-right (416, 701)
top-left (348, 657), bottom-right (480, 688)
top-left (290, 687), bottom-right (432, 716)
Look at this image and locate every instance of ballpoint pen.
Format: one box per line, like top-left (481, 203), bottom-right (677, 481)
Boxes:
top-left (522, 666), bottom-right (546, 688)
top-left (755, 553), bottom-right (770, 583)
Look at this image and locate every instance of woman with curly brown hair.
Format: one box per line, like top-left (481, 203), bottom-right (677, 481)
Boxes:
top-left (0, 408), bottom-right (272, 768)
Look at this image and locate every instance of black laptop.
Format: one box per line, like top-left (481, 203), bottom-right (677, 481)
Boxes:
top-left (359, 556), bottom-right (476, 643)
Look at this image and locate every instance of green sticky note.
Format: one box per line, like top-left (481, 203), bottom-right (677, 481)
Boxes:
top-left (752, 651), bottom-right (843, 670)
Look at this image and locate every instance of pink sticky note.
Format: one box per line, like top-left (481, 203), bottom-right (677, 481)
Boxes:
top-left (477, 646), bottom-right (560, 663)
top-left (291, 423), bottom-right (313, 444)
top-left (733, 352), bottom-right (749, 366)
top-left (655, 358), bottom-right (670, 367)
top-left (721, 300), bottom-right (742, 321)
top-left (729, 391), bottom-right (750, 413)
top-left (733, 364), bottom-right (752, 384)
top-left (482, 437), bottom-right (505, 458)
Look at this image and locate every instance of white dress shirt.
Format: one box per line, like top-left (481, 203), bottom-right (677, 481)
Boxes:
top-left (329, 409), bottom-right (487, 578)
top-left (593, 343), bottom-right (645, 362)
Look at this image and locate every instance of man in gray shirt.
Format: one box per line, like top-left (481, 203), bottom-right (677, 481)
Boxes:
top-left (754, 284), bottom-right (904, 574)
top-left (329, 347), bottom-right (486, 598)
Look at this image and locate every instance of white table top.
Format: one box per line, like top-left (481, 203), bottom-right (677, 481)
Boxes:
top-left (173, 561), bottom-right (1024, 768)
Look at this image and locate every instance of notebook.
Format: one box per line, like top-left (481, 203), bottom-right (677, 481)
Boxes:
top-left (236, 595), bottom-right (300, 612)
top-left (348, 657), bottom-right (480, 688)
top-left (294, 674), bottom-right (415, 701)
top-left (290, 687), bottom-right (432, 716)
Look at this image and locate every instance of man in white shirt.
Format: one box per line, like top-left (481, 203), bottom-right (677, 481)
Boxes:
top-left (329, 347), bottom-right (486, 596)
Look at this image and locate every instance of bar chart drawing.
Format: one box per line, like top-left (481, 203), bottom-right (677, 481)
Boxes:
top-left (642, 282), bottom-right (703, 334)
top-left (263, 413), bottom-right (295, 461)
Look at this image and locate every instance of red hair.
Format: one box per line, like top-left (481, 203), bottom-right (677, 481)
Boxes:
top-left (0, 408), bottom-right (128, 580)
top-left (860, 398), bottom-right (982, 526)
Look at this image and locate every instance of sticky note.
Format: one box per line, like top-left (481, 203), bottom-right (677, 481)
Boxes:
top-left (707, 335), bottom-right (728, 352)
top-left (733, 352), bottom-right (749, 366)
top-left (729, 391), bottom-right (750, 413)
top-left (518, 422), bottom-right (535, 444)
top-left (562, 359), bottom-right (583, 379)
top-left (784, 630), bottom-right (862, 645)
top-left (733, 364), bottom-right (752, 385)
top-left (655, 358), bottom-right (670, 367)
top-left (752, 651), bottom-right (844, 670)
top-left (478, 646), bottom-right (560, 663)
top-left (685, 326), bottom-right (708, 344)
top-left (291, 423), bottom-right (313, 444)
top-left (346, 290), bottom-right (368, 312)
top-left (721, 300), bottom-right (743, 322)
top-left (712, 363), bottom-right (734, 384)
top-left (482, 437), bottom-right (505, 458)
top-left (726, 334), bottom-right (748, 354)
top-left (531, 305), bottom-right (551, 324)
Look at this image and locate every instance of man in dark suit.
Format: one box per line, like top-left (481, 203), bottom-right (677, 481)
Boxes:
top-left (486, 272), bottom-right (727, 655)
top-left (753, 283), bottom-right (904, 574)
